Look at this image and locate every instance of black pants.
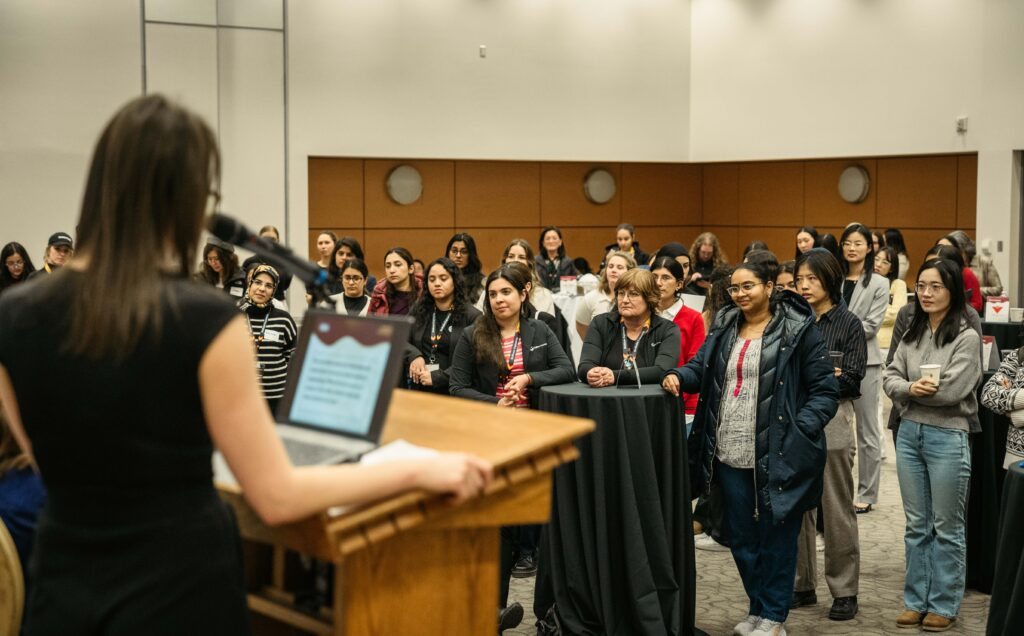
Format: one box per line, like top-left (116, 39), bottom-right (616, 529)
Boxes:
top-left (693, 482), bottom-right (729, 546)
top-left (500, 525), bottom-right (541, 608)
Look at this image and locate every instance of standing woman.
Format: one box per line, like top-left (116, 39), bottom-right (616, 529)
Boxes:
top-left (330, 258), bottom-right (371, 317)
top-left (238, 264), bottom-right (297, 414)
top-left (241, 226), bottom-right (293, 305)
top-left (662, 261), bottom-right (839, 636)
top-left (306, 231), bottom-right (337, 306)
top-left (937, 236), bottom-right (983, 312)
top-left (794, 227), bottom-right (819, 261)
top-left (536, 226), bottom-right (578, 291)
top-left (875, 246), bottom-right (908, 354)
top-left (884, 228), bottom-right (910, 279)
top-left (446, 233), bottom-right (485, 306)
top-left (333, 236), bottom-right (377, 293)
top-left (198, 239), bottom-right (246, 298)
top-left (602, 223), bottom-right (648, 269)
top-left (575, 251), bottom-right (636, 340)
top-left (0, 243), bottom-right (36, 297)
top-left (839, 224), bottom-right (890, 514)
top-left (882, 259), bottom-right (980, 632)
top-left (407, 258), bottom-right (481, 394)
top-left (0, 95), bottom-right (491, 634)
top-left (688, 232), bottom-right (728, 295)
top-left (650, 256), bottom-right (706, 419)
top-left (368, 247), bottom-right (421, 317)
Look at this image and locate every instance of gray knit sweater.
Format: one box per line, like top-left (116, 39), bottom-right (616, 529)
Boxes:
top-left (883, 322), bottom-right (981, 432)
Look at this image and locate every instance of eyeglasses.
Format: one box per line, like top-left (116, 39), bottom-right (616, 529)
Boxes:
top-left (342, 275), bottom-right (365, 283)
top-left (449, 248), bottom-right (470, 256)
top-left (6, 260), bottom-right (24, 269)
top-left (250, 280), bottom-right (275, 290)
top-left (726, 282), bottom-right (763, 296)
top-left (914, 283), bottom-right (947, 295)
top-left (615, 290), bottom-right (642, 300)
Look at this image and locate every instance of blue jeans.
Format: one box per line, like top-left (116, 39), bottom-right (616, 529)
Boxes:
top-left (718, 462), bottom-right (802, 623)
top-left (895, 420), bottom-right (971, 619)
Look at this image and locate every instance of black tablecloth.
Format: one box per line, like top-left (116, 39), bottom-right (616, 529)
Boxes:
top-left (966, 373), bottom-right (1010, 593)
top-left (982, 321), bottom-right (1024, 351)
top-left (534, 384), bottom-right (695, 635)
top-left (986, 461), bottom-right (1024, 635)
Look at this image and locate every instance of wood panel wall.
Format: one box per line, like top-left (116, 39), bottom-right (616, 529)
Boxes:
top-left (309, 154), bottom-right (977, 281)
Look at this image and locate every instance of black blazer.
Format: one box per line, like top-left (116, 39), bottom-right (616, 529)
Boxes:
top-left (449, 317), bottom-right (575, 406)
top-left (577, 312), bottom-right (680, 386)
top-left (405, 305), bottom-right (482, 393)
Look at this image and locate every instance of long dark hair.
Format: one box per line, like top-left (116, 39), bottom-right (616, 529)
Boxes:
top-left (472, 264), bottom-right (530, 368)
top-left (651, 256), bottom-right (686, 300)
top-left (904, 260), bottom-right (968, 347)
top-left (446, 233), bottom-right (483, 302)
top-left (839, 224), bottom-right (876, 288)
top-left (742, 240), bottom-right (770, 259)
top-left (876, 246), bottom-right (899, 284)
top-left (328, 239), bottom-right (365, 281)
top-left (199, 243), bottom-right (240, 285)
top-left (339, 257), bottom-right (369, 297)
top-left (65, 95), bottom-right (218, 358)
top-left (0, 242), bottom-right (37, 290)
top-left (819, 233), bottom-right (841, 262)
top-left (795, 226), bottom-right (820, 260)
top-left (538, 226), bottom-right (566, 260)
top-left (411, 257), bottom-right (469, 326)
top-left (884, 228), bottom-right (908, 255)
top-left (704, 265), bottom-right (734, 327)
top-left (383, 247), bottom-right (419, 306)
top-left (925, 244), bottom-right (965, 270)
top-left (795, 248), bottom-right (844, 306)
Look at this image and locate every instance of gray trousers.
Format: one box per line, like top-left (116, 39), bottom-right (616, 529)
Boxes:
top-left (854, 365), bottom-right (882, 504)
top-left (795, 400), bottom-right (860, 598)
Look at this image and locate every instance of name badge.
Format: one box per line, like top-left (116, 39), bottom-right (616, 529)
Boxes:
top-left (425, 363), bottom-right (440, 373)
top-left (230, 287), bottom-right (243, 297)
top-left (264, 330), bottom-right (282, 343)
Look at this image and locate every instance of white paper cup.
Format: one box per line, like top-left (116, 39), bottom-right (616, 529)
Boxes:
top-left (1011, 307), bottom-right (1024, 322)
top-left (920, 364), bottom-right (941, 386)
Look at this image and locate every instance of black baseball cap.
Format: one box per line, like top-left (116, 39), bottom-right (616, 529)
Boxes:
top-left (48, 232), bottom-right (73, 248)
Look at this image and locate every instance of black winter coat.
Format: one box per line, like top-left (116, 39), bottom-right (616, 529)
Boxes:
top-left (667, 293), bottom-right (839, 524)
top-left (535, 254), bottom-right (578, 291)
top-left (449, 317), bottom-right (575, 407)
top-left (405, 304), bottom-right (482, 394)
top-left (577, 311), bottom-right (680, 386)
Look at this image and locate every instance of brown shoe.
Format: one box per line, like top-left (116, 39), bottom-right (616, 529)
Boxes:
top-left (922, 614), bottom-right (956, 632)
top-left (693, 520), bottom-right (703, 535)
top-left (896, 610), bottom-right (924, 628)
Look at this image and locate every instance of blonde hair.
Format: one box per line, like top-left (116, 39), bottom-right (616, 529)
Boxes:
top-left (600, 251), bottom-right (637, 294)
top-left (614, 268), bottom-right (660, 312)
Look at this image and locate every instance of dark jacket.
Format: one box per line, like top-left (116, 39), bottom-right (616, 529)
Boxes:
top-left (242, 255), bottom-right (293, 302)
top-left (535, 254), bottom-right (578, 291)
top-left (528, 301), bottom-right (575, 368)
top-left (449, 317), bottom-right (575, 406)
top-left (405, 304), bottom-right (482, 393)
top-left (601, 241), bottom-right (649, 270)
top-left (666, 293), bottom-right (840, 524)
top-left (577, 311), bottom-right (680, 386)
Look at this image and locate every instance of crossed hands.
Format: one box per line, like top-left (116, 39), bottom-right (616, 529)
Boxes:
top-left (498, 374), bottom-right (532, 407)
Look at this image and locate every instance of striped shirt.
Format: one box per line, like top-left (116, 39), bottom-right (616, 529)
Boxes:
top-left (813, 303), bottom-right (867, 400)
top-left (243, 306), bottom-right (298, 399)
top-left (496, 333), bottom-right (529, 408)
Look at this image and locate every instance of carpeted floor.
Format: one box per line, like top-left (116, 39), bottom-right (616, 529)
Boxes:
top-left (507, 398), bottom-right (990, 634)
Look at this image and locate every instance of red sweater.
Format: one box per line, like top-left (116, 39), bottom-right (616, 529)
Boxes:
top-left (671, 305), bottom-right (706, 415)
top-left (962, 266), bottom-right (983, 312)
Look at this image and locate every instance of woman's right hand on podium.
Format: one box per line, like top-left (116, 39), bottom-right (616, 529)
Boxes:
top-left (414, 453), bottom-right (494, 504)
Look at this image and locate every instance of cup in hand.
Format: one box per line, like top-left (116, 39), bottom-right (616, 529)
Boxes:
top-left (919, 364), bottom-right (941, 387)
top-left (829, 351), bottom-right (844, 368)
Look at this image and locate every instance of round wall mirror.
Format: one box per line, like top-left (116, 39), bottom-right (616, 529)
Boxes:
top-left (583, 168), bottom-right (616, 204)
top-left (386, 165), bottom-right (423, 205)
top-left (838, 165), bottom-right (870, 204)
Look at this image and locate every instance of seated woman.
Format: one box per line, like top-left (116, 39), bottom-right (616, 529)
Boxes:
top-left (368, 247), bottom-right (421, 316)
top-left (407, 258), bottom-right (481, 394)
top-left (330, 258), bottom-right (371, 316)
top-left (575, 250), bottom-right (636, 340)
top-left (237, 265), bottom-right (297, 415)
top-left (446, 233), bottom-right (485, 306)
top-left (578, 268), bottom-right (681, 388)
top-left (650, 257), bottom-right (706, 421)
top-left (0, 402), bottom-right (46, 608)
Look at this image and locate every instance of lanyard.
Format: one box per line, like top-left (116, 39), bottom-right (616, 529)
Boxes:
top-left (246, 312), bottom-right (271, 352)
top-left (620, 320), bottom-right (650, 369)
top-left (505, 326), bottom-right (521, 373)
top-left (429, 310), bottom-right (453, 363)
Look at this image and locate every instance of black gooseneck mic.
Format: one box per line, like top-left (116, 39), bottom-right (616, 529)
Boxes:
top-left (206, 213), bottom-right (333, 306)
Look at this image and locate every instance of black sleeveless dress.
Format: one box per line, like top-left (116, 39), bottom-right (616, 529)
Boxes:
top-left (0, 273), bottom-right (250, 635)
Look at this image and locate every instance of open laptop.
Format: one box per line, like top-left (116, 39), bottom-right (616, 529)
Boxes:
top-left (270, 310), bottom-right (412, 466)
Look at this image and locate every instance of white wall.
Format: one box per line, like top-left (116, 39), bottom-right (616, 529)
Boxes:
top-left (0, 0), bottom-right (141, 262)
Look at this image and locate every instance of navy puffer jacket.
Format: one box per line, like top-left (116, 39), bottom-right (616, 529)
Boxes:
top-left (666, 291), bottom-right (839, 524)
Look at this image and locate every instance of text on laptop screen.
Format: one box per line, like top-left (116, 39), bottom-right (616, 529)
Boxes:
top-left (288, 317), bottom-right (392, 435)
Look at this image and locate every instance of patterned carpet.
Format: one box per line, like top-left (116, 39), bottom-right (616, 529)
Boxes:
top-left (507, 398), bottom-right (991, 634)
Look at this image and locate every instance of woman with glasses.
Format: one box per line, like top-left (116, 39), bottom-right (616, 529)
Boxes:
top-left (446, 233), bottom-right (485, 306)
top-left (197, 239), bottom-right (246, 298)
top-left (874, 246), bottom-right (907, 354)
top-left (575, 250), bottom-right (636, 340)
top-left (238, 265), bottom-right (297, 414)
top-left (330, 237), bottom-right (376, 295)
top-left (838, 224), bottom-right (890, 514)
top-left (776, 261), bottom-right (797, 293)
top-left (0, 243), bottom-right (36, 297)
top-left (578, 268), bottom-right (680, 389)
top-left (368, 247), bottom-right (421, 316)
top-left (662, 259), bottom-right (839, 636)
top-left (536, 226), bottom-right (578, 291)
top-left (882, 259), bottom-right (980, 632)
top-left (330, 258), bottom-right (371, 317)
top-left (406, 258), bottom-right (480, 394)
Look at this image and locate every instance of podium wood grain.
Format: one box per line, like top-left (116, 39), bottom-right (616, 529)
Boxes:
top-left (218, 389), bottom-right (593, 635)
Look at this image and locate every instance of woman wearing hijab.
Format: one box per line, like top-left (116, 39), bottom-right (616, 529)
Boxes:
top-left (237, 264), bottom-right (297, 414)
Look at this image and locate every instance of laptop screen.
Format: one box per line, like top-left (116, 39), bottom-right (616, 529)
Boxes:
top-left (279, 311), bottom-right (411, 439)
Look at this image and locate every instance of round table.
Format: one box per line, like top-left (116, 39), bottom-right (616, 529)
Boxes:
top-left (986, 461), bottom-right (1024, 635)
top-left (533, 384), bottom-right (695, 635)
top-left (982, 321), bottom-right (1024, 352)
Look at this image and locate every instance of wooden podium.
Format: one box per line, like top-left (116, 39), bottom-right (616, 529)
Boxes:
top-left (217, 389), bottom-right (594, 635)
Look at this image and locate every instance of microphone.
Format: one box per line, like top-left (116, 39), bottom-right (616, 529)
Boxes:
top-left (206, 213), bottom-right (327, 287)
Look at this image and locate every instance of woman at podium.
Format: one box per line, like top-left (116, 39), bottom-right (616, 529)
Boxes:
top-left (0, 94), bottom-right (491, 635)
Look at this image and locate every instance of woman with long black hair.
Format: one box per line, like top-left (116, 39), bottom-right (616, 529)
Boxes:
top-left (368, 247), bottom-right (422, 316)
top-left (0, 242), bottom-right (36, 297)
top-left (446, 233), bottom-right (485, 306)
top-left (197, 239), bottom-right (246, 298)
top-left (884, 228), bottom-right (910, 279)
top-left (536, 226), bottom-right (578, 291)
top-left (0, 95), bottom-right (491, 634)
top-left (406, 258), bottom-right (481, 394)
top-left (330, 257), bottom-right (371, 317)
top-left (794, 226), bottom-right (819, 260)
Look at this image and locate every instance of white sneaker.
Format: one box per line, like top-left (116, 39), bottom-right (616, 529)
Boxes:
top-left (694, 533), bottom-right (730, 552)
top-left (816, 531), bottom-right (825, 553)
top-left (750, 618), bottom-right (787, 636)
top-left (733, 615), bottom-right (760, 636)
